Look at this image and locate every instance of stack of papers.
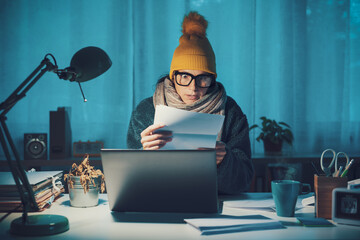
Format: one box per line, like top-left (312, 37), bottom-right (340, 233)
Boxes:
top-left (0, 171), bottom-right (64, 212)
top-left (224, 199), bottom-right (278, 212)
top-left (224, 193), bottom-right (314, 212)
top-left (154, 105), bottom-right (225, 149)
top-left (185, 215), bottom-right (285, 235)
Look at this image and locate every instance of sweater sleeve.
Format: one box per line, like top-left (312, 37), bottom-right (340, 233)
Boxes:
top-left (217, 97), bottom-right (254, 194)
top-left (127, 97), bottom-right (155, 149)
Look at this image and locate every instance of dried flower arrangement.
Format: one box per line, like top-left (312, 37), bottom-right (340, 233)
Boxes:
top-left (64, 154), bottom-right (105, 193)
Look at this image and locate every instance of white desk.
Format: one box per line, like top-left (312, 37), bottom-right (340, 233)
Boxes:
top-left (0, 193), bottom-right (359, 240)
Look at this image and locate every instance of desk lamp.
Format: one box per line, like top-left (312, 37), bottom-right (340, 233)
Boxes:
top-left (0, 46), bottom-right (111, 236)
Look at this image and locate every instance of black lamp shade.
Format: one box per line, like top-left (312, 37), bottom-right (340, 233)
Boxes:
top-left (70, 46), bottom-right (112, 82)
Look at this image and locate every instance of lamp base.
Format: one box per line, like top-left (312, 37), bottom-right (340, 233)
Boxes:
top-left (10, 214), bottom-right (69, 236)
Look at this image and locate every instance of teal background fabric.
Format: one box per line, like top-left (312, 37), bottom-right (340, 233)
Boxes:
top-left (0, 0), bottom-right (359, 159)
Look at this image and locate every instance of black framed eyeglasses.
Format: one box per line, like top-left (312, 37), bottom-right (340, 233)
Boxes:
top-left (173, 71), bottom-right (215, 88)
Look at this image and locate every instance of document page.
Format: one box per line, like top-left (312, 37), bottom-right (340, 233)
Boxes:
top-left (0, 171), bottom-right (63, 186)
top-left (184, 215), bottom-right (284, 235)
top-left (153, 105), bottom-right (225, 150)
top-left (223, 193), bottom-right (314, 212)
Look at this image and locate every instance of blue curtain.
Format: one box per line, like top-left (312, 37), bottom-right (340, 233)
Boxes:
top-left (0, 0), bottom-right (359, 160)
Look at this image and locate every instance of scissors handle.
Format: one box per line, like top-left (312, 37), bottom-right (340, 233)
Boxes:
top-left (335, 152), bottom-right (349, 170)
top-left (320, 149), bottom-right (336, 176)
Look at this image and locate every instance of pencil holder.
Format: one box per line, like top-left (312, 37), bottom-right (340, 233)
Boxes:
top-left (314, 174), bottom-right (347, 219)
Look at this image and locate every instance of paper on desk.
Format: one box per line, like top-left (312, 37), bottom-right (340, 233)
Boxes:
top-left (224, 199), bottom-right (277, 212)
top-left (224, 198), bottom-right (305, 213)
top-left (0, 171), bottom-right (63, 187)
top-left (184, 215), bottom-right (285, 235)
top-left (154, 105), bottom-right (225, 150)
top-left (301, 195), bottom-right (315, 207)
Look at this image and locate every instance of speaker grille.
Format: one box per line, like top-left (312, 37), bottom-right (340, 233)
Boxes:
top-left (24, 133), bottom-right (47, 160)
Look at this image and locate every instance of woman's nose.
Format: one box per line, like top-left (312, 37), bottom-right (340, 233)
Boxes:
top-left (188, 79), bottom-right (197, 90)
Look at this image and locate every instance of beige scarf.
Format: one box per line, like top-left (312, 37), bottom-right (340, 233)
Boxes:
top-left (153, 78), bottom-right (227, 140)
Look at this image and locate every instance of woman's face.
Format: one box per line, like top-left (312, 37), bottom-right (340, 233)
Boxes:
top-left (173, 69), bottom-right (211, 104)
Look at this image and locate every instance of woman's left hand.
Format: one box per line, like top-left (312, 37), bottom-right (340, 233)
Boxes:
top-left (215, 141), bottom-right (226, 165)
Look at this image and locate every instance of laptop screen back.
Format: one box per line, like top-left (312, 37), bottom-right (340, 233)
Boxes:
top-left (100, 149), bottom-right (218, 213)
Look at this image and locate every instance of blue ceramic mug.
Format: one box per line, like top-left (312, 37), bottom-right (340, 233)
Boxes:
top-left (271, 180), bottom-right (307, 217)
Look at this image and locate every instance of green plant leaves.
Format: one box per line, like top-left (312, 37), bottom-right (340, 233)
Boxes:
top-left (249, 117), bottom-right (294, 145)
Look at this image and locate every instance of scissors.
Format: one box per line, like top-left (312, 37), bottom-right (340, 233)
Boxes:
top-left (320, 149), bottom-right (349, 177)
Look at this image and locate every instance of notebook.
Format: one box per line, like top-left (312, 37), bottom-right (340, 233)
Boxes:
top-left (100, 149), bottom-right (218, 213)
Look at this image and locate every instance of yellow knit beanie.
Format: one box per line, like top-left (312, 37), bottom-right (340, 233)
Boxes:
top-left (169, 12), bottom-right (216, 80)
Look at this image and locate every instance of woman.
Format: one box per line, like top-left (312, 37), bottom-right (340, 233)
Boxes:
top-left (127, 12), bottom-right (254, 194)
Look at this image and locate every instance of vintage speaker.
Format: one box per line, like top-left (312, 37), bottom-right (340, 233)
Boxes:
top-left (49, 107), bottom-right (72, 159)
top-left (24, 133), bottom-right (47, 160)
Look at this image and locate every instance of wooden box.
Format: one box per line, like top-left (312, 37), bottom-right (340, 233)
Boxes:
top-left (314, 174), bottom-right (347, 219)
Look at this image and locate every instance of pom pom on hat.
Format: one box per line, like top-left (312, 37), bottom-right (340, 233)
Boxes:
top-left (182, 12), bottom-right (208, 38)
top-left (169, 12), bottom-right (216, 79)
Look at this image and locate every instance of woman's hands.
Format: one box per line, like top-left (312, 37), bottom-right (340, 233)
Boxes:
top-left (198, 141), bottom-right (227, 165)
top-left (215, 141), bottom-right (227, 165)
top-left (141, 124), bottom-right (226, 165)
top-left (141, 123), bottom-right (173, 150)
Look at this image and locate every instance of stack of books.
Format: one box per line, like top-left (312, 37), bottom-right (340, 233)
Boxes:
top-left (0, 170), bottom-right (64, 212)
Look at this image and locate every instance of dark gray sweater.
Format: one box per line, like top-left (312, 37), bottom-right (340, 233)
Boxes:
top-left (127, 96), bottom-right (254, 194)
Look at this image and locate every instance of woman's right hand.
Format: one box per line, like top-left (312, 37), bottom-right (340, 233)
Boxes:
top-left (140, 123), bottom-right (173, 150)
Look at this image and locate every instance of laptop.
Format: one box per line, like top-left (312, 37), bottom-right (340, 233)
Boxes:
top-left (100, 149), bottom-right (218, 213)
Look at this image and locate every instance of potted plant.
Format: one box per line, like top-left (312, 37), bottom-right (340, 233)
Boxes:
top-left (249, 117), bottom-right (294, 155)
top-left (64, 154), bottom-right (105, 207)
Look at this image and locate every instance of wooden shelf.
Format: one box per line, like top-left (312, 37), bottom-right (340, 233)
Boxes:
top-left (1, 155), bottom-right (359, 192)
top-left (0, 158), bottom-right (102, 171)
top-left (250, 154), bottom-right (360, 192)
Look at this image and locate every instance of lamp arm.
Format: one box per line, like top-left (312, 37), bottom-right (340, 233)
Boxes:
top-left (0, 56), bottom-right (57, 222)
top-left (0, 60), bottom-right (46, 111)
top-left (0, 120), bottom-right (35, 221)
top-left (0, 57), bottom-right (56, 117)
top-left (0, 47), bottom-right (111, 235)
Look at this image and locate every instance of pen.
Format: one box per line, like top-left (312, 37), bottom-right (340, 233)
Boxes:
top-left (340, 159), bottom-right (354, 178)
top-left (311, 161), bottom-right (320, 175)
top-left (334, 166), bottom-right (343, 178)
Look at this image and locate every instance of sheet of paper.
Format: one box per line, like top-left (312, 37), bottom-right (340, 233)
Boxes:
top-left (301, 195), bottom-right (315, 207)
top-left (224, 196), bottom-right (309, 213)
top-left (154, 105), bottom-right (225, 149)
top-left (223, 199), bottom-right (277, 212)
top-left (184, 215), bottom-right (284, 235)
top-left (0, 171), bottom-right (63, 186)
